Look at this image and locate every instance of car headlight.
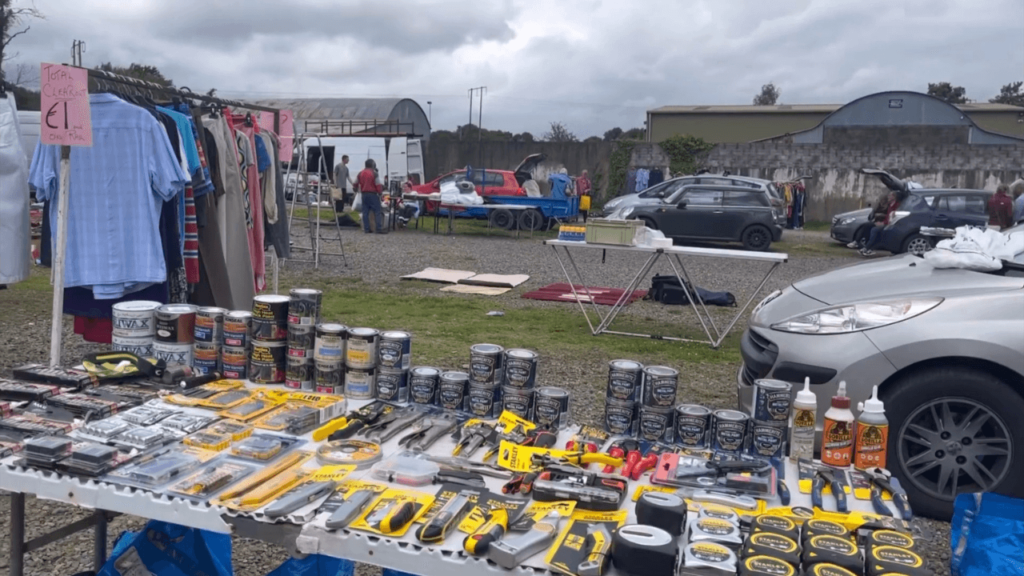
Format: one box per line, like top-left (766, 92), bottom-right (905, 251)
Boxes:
top-left (840, 217), bottom-right (857, 225)
top-left (619, 206), bottom-right (635, 218)
top-left (605, 198), bottom-right (622, 209)
top-left (770, 298), bottom-right (942, 334)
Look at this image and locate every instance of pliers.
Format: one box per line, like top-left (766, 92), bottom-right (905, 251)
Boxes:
top-left (398, 415), bottom-right (458, 451)
top-left (361, 408), bottom-right (425, 442)
top-left (863, 467), bottom-right (913, 520)
top-left (812, 469), bottom-right (849, 513)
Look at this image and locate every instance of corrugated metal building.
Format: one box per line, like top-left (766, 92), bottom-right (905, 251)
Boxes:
top-left (253, 98), bottom-right (431, 141)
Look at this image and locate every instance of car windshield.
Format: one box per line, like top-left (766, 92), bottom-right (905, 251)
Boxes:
top-left (438, 171), bottom-right (468, 186)
top-left (902, 194), bottom-right (932, 213)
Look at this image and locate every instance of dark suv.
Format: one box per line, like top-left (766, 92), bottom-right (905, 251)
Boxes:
top-left (619, 185), bottom-right (784, 251)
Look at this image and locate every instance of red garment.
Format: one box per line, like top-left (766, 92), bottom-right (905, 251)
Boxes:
top-left (577, 175), bottom-right (592, 196)
top-left (74, 316), bottom-right (113, 344)
top-left (884, 201), bottom-right (900, 225)
top-left (226, 112), bottom-right (266, 292)
top-left (357, 168), bottom-right (382, 194)
top-left (184, 185), bottom-right (199, 283)
top-left (988, 192), bottom-right (1013, 228)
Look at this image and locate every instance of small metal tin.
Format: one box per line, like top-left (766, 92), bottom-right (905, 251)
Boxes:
top-left (111, 334), bottom-right (153, 357)
top-left (533, 386), bottom-right (570, 430)
top-left (604, 397), bottom-right (638, 436)
top-left (346, 328), bottom-right (379, 371)
top-left (607, 360), bottom-right (644, 402)
top-left (639, 405), bottom-right (675, 443)
top-left (675, 404), bottom-right (713, 449)
top-left (223, 311), bottom-right (253, 348)
top-left (155, 304), bottom-right (198, 344)
top-left (315, 359), bottom-right (344, 394)
top-left (251, 295), bottom-right (290, 340)
top-left (642, 366), bottom-right (679, 407)
top-left (287, 324), bottom-right (316, 355)
top-left (503, 349), bottom-right (539, 389)
top-left (344, 369), bottom-right (376, 400)
top-left (249, 340), bottom-right (286, 384)
top-left (712, 409), bottom-right (750, 455)
top-left (501, 386), bottom-right (534, 420)
top-left (469, 343), bottom-right (504, 385)
top-left (376, 368), bottom-right (409, 403)
top-left (748, 420), bottom-right (786, 459)
top-left (286, 356), bottom-right (314, 390)
top-left (754, 379), bottom-right (794, 423)
top-left (466, 382), bottom-right (500, 418)
top-left (314, 323), bottom-right (347, 362)
top-left (287, 288), bottom-right (323, 326)
top-left (153, 341), bottom-right (192, 366)
top-left (111, 301), bottom-right (161, 338)
top-left (378, 331), bottom-right (412, 370)
top-left (409, 366), bottom-right (441, 405)
top-left (251, 318), bottom-right (288, 342)
top-left (192, 354), bottom-right (219, 376)
top-left (221, 346), bottom-right (248, 380)
top-left (194, 307), bottom-right (227, 344)
top-left (192, 342), bottom-right (220, 375)
top-left (438, 371), bottom-right (470, 411)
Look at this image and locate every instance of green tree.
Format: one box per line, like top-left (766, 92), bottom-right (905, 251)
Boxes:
top-left (927, 82), bottom-right (967, 104)
top-left (543, 121), bottom-right (578, 142)
top-left (512, 132), bottom-right (534, 143)
top-left (990, 81), bottom-right (1024, 106)
top-left (753, 82), bottom-right (780, 105)
top-left (0, 0), bottom-right (44, 88)
top-left (583, 135), bottom-right (602, 144)
top-left (98, 62), bottom-right (174, 87)
top-left (603, 127), bottom-right (623, 141)
top-left (622, 127), bottom-right (645, 140)
top-left (659, 134), bottom-right (714, 177)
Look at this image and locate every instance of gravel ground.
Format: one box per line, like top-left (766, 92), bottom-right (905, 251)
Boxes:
top-left (0, 226), bottom-right (952, 576)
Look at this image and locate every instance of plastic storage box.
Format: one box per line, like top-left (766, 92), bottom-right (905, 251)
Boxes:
top-left (585, 219), bottom-right (644, 246)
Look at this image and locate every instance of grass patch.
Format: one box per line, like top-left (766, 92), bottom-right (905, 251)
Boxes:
top-left (406, 215), bottom-right (560, 239)
top-left (290, 207), bottom-right (339, 223)
top-left (800, 221), bottom-right (831, 232)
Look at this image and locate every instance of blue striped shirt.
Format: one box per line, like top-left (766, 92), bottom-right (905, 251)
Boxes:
top-left (29, 94), bottom-right (187, 299)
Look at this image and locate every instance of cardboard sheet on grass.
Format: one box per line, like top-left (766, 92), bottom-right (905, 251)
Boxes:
top-left (404, 268), bottom-right (530, 295)
top-left (521, 283), bottom-right (647, 306)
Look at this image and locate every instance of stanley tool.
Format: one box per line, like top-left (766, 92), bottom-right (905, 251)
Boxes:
top-left (579, 523), bottom-right (613, 576)
top-left (812, 469), bottom-right (849, 513)
top-left (465, 505), bottom-right (521, 556)
top-left (531, 452), bottom-right (623, 469)
top-left (397, 415), bottom-right (459, 451)
top-left (489, 511), bottom-right (562, 569)
top-left (452, 422), bottom-right (495, 457)
top-left (264, 480), bottom-right (337, 519)
top-left (863, 467), bottom-right (913, 520)
top-left (325, 489), bottom-right (377, 530)
top-left (416, 492), bottom-right (474, 543)
top-left (361, 408), bottom-right (426, 442)
top-left (328, 403), bottom-right (391, 441)
top-left (602, 439), bottom-right (638, 474)
top-left (368, 501), bottom-right (420, 534)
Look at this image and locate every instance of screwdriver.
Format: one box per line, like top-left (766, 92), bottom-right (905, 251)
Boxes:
top-left (464, 506), bottom-right (510, 556)
top-left (377, 501), bottom-right (419, 534)
top-left (416, 493), bottom-right (473, 543)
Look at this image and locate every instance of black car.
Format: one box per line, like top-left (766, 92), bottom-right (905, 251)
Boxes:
top-left (618, 185), bottom-right (784, 251)
top-left (858, 169), bottom-right (992, 256)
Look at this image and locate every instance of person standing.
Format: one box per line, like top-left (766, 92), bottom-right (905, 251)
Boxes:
top-left (987, 184), bottom-right (1014, 231)
top-left (332, 155), bottom-right (354, 214)
top-left (1010, 179), bottom-right (1024, 225)
top-left (576, 169), bottom-right (592, 222)
top-left (357, 159), bottom-right (386, 234)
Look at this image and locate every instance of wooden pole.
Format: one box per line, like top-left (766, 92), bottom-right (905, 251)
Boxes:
top-left (49, 146), bottom-right (71, 367)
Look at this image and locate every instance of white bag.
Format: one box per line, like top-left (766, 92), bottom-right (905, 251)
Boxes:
top-left (352, 192), bottom-right (362, 212)
top-left (924, 227), bottom-right (1024, 271)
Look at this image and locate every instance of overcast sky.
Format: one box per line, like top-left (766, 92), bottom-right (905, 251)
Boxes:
top-left (6, 0), bottom-right (1023, 137)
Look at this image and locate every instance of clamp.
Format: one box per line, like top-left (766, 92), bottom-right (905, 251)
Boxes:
top-left (862, 467), bottom-right (913, 520)
top-left (812, 469), bottom-right (849, 513)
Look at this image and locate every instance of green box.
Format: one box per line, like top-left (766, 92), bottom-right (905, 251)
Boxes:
top-left (585, 219), bottom-right (644, 246)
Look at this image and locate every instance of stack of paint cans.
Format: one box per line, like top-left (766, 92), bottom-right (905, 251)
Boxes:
top-left (604, 360), bottom-right (644, 436)
top-left (409, 366), bottom-right (441, 406)
top-left (314, 324), bottom-right (347, 394)
top-left (675, 404), bottom-right (713, 449)
top-left (638, 366), bottom-right (678, 443)
top-left (153, 304), bottom-right (198, 367)
top-left (111, 301), bottom-right (161, 357)
top-left (377, 331), bottom-right (412, 403)
top-left (747, 379), bottom-right (792, 459)
top-left (345, 328), bottom-right (379, 399)
top-left (221, 311), bottom-right (252, 379)
top-left (249, 295), bottom-right (290, 384)
top-left (467, 344), bottom-right (504, 419)
top-left (192, 307), bottom-right (226, 376)
top-left (438, 371), bottom-right (469, 411)
top-left (285, 289), bottom-right (321, 391)
top-left (710, 409), bottom-right (751, 455)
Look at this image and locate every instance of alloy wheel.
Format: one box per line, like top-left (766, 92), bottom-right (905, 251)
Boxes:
top-left (907, 237), bottom-right (932, 256)
top-left (897, 398), bottom-right (1012, 500)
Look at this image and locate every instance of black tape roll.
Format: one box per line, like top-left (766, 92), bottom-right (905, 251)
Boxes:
top-left (636, 492), bottom-right (687, 537)
top-left (611, 524), bottom-right (678, 576)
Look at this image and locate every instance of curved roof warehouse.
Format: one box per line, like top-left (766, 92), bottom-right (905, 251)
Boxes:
top-left (254, 98), bottom-right (431, 141)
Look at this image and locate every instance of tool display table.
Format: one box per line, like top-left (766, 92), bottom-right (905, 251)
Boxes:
top-left (544, 240), bottom-right (788, 348)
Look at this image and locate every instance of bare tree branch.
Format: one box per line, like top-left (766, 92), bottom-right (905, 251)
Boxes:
top-left (2, 25), bottom-right (31, 51)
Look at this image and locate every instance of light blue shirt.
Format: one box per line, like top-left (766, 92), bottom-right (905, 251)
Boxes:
top-left (1014, 194), bottom-right (1024, 225)
top-left (549, 173), bottom-right (572, 198)
top-left (29, 94), bottom-right (187, 299)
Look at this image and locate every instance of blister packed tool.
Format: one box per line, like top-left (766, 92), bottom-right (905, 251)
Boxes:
top-left (423, 454), bottom-right (512, 479)
top-left (362, 408), bottom-right (426, 442)
top-left (812, 468), bottom-right (849, 513)
top-left (863, 467), bottom-right (913, 520)
top-left (264, 481), bottom-right (337, 518)
top-left (325, 489), bottom-right (377, 530)
top-left (397, 415), bottom-right (459, 451)
top-left (488, 511), bottom-right (562, 570)
top-left (328, 403), bottom-right (391, 441)
top-left (452, 422), bottom-right (495, 457)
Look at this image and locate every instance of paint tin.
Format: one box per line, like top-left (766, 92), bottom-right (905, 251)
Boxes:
top-left (287, 325), bottom-right (316, 357)
top-left (153, 341), bottom-right (193, 367)
top-left (754, 379), bottom-right (794, 423)
top-left (344, 369), bottom-right (376, 400)
top-left (376, 368), bottom-right (409, 403)
top-left (111, 301), bottom-right (161, 337)
top-left (251, 295), bottom-right (290, 341)
top-left (287, 288), bottom-right (323, 326)
top-left (607, 360), bottom-right (644, 402)
top-left (250, 340), bottom-right (286, 384)
top-left (223, 311), bottom-right (253, 348)
top-left (712, 409), bottom-right (750, 455)
top-left (315, 323), bottom-right (347, 362)
top-left (378, 331), bottom-right (412, 370)
top-left (533, 386), bottom-right (570, 430)
top-left (639, 405), bottom-right (675, 443)
top-left (192, 348), bottom-right (220, 376)
top-left (604, 398), bottom-right (638, 436)
top-left (315, 360), bottom-right (344, 394)
top-left (221, 346), bottom-right (248, 380)
top-left (675, 404), bottom-right (713, 449)
top-left (111, 335), bottom-right (153, 357)
top-left (501, 386), bottom-right (534, 420)
top-left (286, 356), bottom-right (314, 391)
top-left (155, 304), bottom-right (198, 344)
top-left (466, 383), bottom-right (500, 418)
top-left (748, 420), bottom-right (786, 459)
top-left (469, 343), bottom-right (504, 385)
top-left (194, 307), bottom-right (227, 344)
top-left (642, 366), bottom-right (679, 407)
top-left (437, 371), bottom-right (470, 411)
top-left (346, 328), bottom-right (379, 371)
top-left (409, 366), bottom-right (441, 405)
top-left (503, 349), bottom-right (539, 389)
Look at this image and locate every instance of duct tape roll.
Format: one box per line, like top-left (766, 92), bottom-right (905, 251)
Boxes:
top-left (636, 492), bottom-right (687, 537)
top-left (611, 525), bottom-right (678, 576)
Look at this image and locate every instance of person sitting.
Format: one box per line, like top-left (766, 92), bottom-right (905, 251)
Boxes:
top-left (987, 184), bottom-right (1014, 231)
top-left (860, 191), bottom-right (898, 257)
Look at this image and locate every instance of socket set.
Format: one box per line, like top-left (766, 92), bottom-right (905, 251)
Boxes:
top-left (60, 443), bottom-right (120, 476)
top-left (253, 404), bottom-right (319, 435)
top-left (113, 427), bottom-right (169, 451)
top-left (183, 431), bottom-right (233, 452)
top-left (198, 390), bottom-right (252, 410)
top-left (76, 419), bottom-right (135, 444)
top-left (106, 446), bottom-right (217, 488)
top-left (11, 364), bottom-right (96, 389)
top-left (231, 434), bottom-right (301, 461)
top-left (158, 414), bottom-right (217, 435)
top-left (168, 459), bottom-right (258, 499)
top-left (0, 414), bottom-right (74, 437)
top-left (120, 406), bottom-right (175, 427)
top-left (205, 420), bottom-right (253, 441)
top-left (23, 436), bottom-right (73, 466)
top-left (0, 380), bottom-right (61, 402)
top-left (46, 394), bottom-right (124, 419)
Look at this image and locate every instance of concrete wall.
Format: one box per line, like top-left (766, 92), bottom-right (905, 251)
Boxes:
top-left (648, 112), bottom-right (829, 144)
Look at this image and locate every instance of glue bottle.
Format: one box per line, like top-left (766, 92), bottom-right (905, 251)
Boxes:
top-left (854, 385), bottom-right (889, 469)
top-left (821, 381), bottom-right (854, 467)
top-left (788, 377), bottom-right (817, 462)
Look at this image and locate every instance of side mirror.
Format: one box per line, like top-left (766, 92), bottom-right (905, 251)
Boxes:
top-left (677, 201), bottom-right (687, 209)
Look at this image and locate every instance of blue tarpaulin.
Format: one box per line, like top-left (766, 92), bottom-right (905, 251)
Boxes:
top-left (950, 493), bottom-right (1024, 576)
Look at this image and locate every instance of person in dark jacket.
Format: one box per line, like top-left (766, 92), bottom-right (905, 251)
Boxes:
top-left (860, 191), bottom-right (899, 257)
top-left (987, 184), bottom-right (1014, 230)
top-left (357, 159), bottom-right (386, 234)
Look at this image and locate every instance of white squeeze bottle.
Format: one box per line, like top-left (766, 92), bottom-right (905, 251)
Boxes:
top-left (854, 385), bottom-right (889, 470)
top-left (789, 377), bottom-right (817, 462)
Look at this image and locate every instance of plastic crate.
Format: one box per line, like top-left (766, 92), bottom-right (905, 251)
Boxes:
top-left (585, 219), bottom-right (644, 246)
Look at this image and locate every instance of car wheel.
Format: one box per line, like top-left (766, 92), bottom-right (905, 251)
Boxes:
top-left (882, 366), bottom-right (1024, 519)
top-left (489, 208), bottom-right (515, 230)
top-left (902, 233), bottom-right (933, 256)
top-left (518, 209), bottom-right (545, 231)
top-left (853, 226), bottom-right (871, 249)
top-left (639, 217), bottom-right (657, 230)
top-left (741, 225), bottom-right (772, 251)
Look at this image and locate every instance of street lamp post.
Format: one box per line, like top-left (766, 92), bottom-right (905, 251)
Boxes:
top-left (427, 101), bottom-right (432, 127)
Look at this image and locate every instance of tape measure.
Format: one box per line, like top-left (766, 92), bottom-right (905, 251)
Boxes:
top-left (316, 440), bottom-right (382, 468)
top-left (739, 555), bottom-right (796, 576)
top-left (611, 525), bottom-right (678, 576)
top-left (636, 492), bottom-right (687, 536)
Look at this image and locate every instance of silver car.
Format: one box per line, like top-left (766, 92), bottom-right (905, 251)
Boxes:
top-left (738, 224), bottom-right (1024, 519)
top-left (602, 174), bottom-right (782, 216)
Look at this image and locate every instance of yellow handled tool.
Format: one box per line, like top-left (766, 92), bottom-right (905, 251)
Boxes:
top-left (464, 507), bottom-right (510, 556)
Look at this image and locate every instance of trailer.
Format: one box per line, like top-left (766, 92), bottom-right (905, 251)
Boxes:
top-left (437, 185), bottom-right (579, 231)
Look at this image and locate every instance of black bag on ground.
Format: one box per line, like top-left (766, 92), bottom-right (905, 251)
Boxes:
top-left (646, 275), bottom-right (736, 307)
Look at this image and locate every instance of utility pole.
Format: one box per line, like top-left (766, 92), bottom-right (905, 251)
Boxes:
top-left (468, 86), bottom-right (486, 177)
top-left (71, 40), bottom-right (86, 67)
top-left (427, 101), bottom-right (432, 127)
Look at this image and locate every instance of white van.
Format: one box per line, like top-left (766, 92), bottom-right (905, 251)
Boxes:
top-left (300, 136), bottom-right (424, 187)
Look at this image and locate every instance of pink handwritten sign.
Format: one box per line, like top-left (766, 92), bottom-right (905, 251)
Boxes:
top-left (40, 63), bottom-right (92, 147)
top-left (257, 109), bottom-right (294, 159)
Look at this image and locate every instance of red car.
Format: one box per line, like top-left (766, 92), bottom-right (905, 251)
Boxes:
top-left (413, 153), bottom-right (546, 200)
